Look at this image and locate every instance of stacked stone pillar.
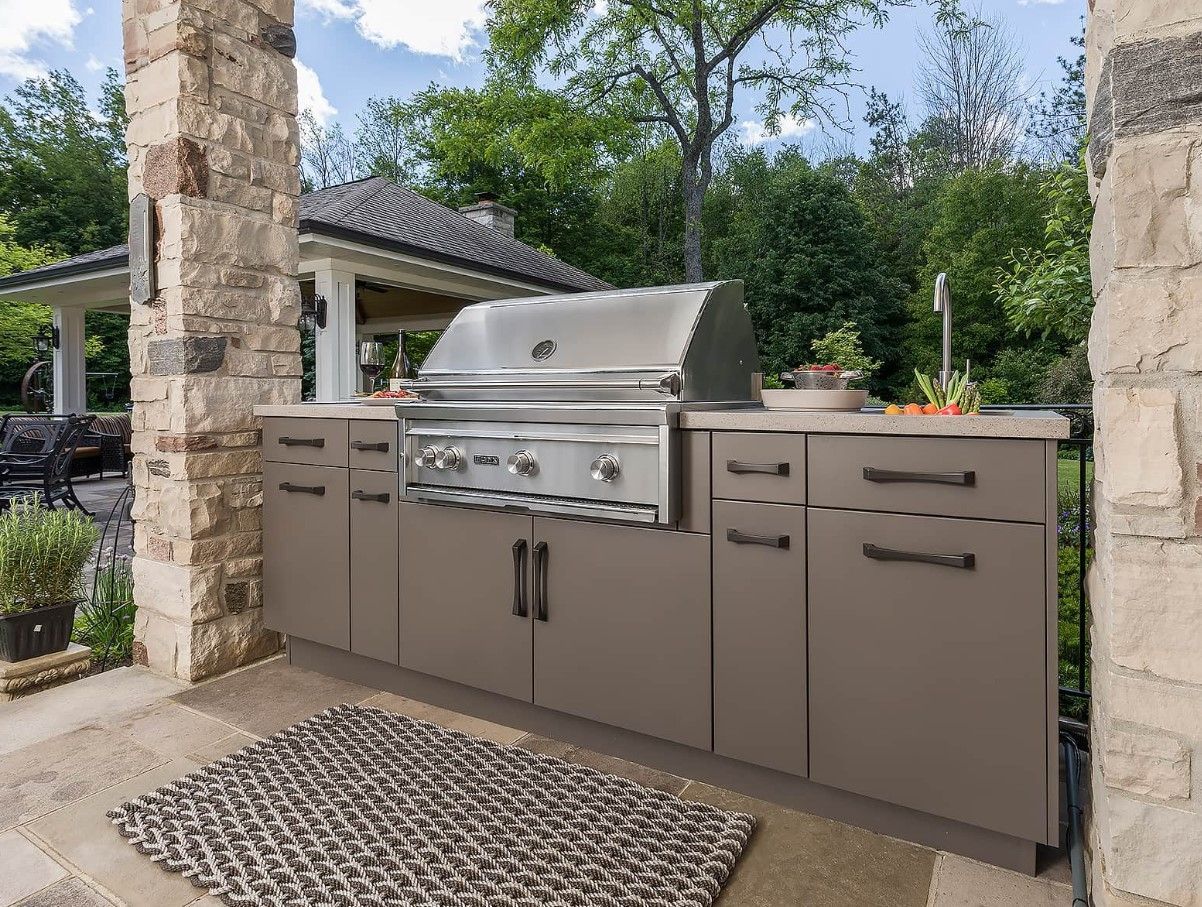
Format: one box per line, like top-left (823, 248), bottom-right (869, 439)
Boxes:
top-left (1086, 1), bottom-right (1202, 903)
top-left (123, 0), bottom-right (301, 680)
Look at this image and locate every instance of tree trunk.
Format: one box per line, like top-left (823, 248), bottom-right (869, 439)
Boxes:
top-left (682, 161), bottom-right (706, 282)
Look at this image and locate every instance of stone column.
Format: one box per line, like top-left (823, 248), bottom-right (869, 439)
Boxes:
top-left (1086, 1), bottom-right (1202, 904)
top-left (123, 0), bottom-right (301, 680)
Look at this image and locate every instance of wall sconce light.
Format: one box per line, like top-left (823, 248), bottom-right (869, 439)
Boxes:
top-left (33, 324), bottom-right (60, 358)
top-left (299, 294), bottom-right (327, 332)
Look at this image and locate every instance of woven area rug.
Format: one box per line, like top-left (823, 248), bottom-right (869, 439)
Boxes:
top-left (108, 704), bottom-right (755, 907)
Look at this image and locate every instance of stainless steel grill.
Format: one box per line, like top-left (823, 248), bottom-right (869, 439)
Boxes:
top-left (396, 280), bottom-right (759, 523)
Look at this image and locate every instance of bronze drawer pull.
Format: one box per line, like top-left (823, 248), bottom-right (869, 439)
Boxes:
top-left (727, 459), bottom-right (790, 476)
top-left (278, 436), bottom-right (325, 448)
top-left (727, 528), bottom-right (790, 549)
top-left (862, 467), bottom-right (975, 486)
top-left (532, 541), bottom-right (549, 622)
top-left (279, 482), bottom-right (325, 496)
top-left (863, 543), bottom-right (975, 569)
top-left (351, 490), bottom-right (390, 503)
top-left (350, 440), bottom-right (390, 452)
top-left (511, 540), bottom-right (528, 617)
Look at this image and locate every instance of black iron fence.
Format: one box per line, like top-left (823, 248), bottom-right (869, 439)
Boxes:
top-left (982, 404), bottom-right (1093, 721)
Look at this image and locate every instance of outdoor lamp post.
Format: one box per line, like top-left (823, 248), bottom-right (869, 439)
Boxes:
top-left (299, 294), bottom-right (327, 333)
top-left (33, 324), bottom-right (60, 359)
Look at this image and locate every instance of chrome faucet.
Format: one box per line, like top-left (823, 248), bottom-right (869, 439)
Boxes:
top-left (933, 272), bottom-right (952, 389)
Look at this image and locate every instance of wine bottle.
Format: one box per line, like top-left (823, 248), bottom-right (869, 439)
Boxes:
top-left (388, 331), bottom-right (411, 391)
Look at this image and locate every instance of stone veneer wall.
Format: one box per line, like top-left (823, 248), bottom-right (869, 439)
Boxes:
top-left (123, 0), bottom-right (300, 680)
top-left (1087, 1), bottom-right (1202, 904)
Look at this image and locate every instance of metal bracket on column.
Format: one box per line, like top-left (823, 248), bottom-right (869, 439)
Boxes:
top-left (130, 193), bottom-right (156, 306)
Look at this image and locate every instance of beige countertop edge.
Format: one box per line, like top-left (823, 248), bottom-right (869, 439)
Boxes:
top-left (679, 409), bottom-right (1071, 439)
top-left (253, 403), bottom-right (1071, 439)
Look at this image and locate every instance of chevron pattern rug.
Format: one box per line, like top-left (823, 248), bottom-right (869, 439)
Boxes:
top-left (108, 704), bottom-right (755, 906)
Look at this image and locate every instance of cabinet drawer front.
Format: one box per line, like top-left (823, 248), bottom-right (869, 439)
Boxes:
top-left (350, 470), bottom-right (399, 664)
top-left (713, 501), bottom-right (807, 776)
top-left (348, 421), bottom-right (399, 471)
top-left (263, 462), bottom-right (350, 649)
top-left (808, 435), bottom-right (1044, 523)
top-left (808, 508), bottom-right (1048, 841)
top-left (712, 432), bottom-right (806, 504)
top-left (263, 418), bottom-right (348, 467)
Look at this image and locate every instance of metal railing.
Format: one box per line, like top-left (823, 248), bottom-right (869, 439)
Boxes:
top-left (982, 404), bottom-right (1093, 719)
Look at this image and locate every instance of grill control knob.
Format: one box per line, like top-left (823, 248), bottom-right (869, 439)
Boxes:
top-left (507, 449), bottom-right (537, 477)
top-left (416, 446), bottom-right (439, 468)
top-left (434, 446), bottom-right (463, 470)
top-left (590, 454), bottom-right (620, 483)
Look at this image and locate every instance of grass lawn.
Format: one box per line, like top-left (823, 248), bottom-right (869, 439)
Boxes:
top-left (1057, 456), bottom-right (1093, 500)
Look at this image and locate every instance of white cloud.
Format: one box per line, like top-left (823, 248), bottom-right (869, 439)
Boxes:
top-left (0, 0), bottom-right (83, 81)
top-left (1016, 0), bottom-right (1065, 6)
top-left (298, 0), bottom-right (488, 62)
top-left (85, 54), bottom-right (103, 72)
top-left (296, 59), bottom-right (337, 125)
top-left (738, 113), bottom-right (817, 146)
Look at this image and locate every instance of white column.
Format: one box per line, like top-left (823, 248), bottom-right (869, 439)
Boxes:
top-left (52, 306), bottom-right (87, 414)
top-left (313, 268), bottom-right (358, 401)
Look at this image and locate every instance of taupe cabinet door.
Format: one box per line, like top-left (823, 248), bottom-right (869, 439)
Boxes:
top-left (349, 470), bottom-right (399, 664)
top-left (263, 462), bottom-right (350, 649)
top-left (808, 508), bottom-right (1047, 841)
top-left (399, 503), bottom-right (534, 701)
top-left (713, 501), bottom-right (807, 776)
top-left (531, 517), bottom-right (712, 749)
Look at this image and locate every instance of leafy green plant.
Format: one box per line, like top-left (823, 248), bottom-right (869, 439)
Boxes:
top-left (809, 322), bottom-right (883, 378)
top-left (74, 556), bottom-right (135, 668)
top-left (0, 497), bottom-right (98, 613)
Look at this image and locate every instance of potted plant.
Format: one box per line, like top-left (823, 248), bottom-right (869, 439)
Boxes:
top-left (0, 497), bottom-right (99, 662)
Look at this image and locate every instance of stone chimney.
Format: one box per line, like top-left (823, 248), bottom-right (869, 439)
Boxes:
top-left (459, 192), bottom-right (516, 238)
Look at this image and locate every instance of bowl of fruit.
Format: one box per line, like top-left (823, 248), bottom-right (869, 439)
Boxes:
top-left (761, 364), bottom-right (868, 411)
top-left (882, 370), bottom-right (981, 416)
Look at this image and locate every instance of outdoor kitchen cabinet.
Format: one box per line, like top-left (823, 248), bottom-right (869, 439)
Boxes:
top-left (349, 469), bottom-right (399, 665)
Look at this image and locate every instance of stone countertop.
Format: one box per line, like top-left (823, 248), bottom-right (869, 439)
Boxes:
top-left (679, 407), bottom-right (1071, 439)
top-left (255, 403), bottom-right (401, 420)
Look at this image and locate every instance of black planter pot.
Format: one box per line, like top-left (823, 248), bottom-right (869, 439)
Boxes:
top-left (0, 601), bottom-right (78, 663)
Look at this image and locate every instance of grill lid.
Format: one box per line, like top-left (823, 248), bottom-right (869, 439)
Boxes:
top-left (409, 280), bottom-right (759, 402)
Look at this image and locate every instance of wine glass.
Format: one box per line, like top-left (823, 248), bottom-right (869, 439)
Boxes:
top-left (358, 341), bottom-right (386, 394)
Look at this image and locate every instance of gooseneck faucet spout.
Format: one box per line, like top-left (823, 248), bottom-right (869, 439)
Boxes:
top-left (933, 272), bottom-right (952, 390)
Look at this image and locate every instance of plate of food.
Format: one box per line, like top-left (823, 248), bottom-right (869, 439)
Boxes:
top-left (353, 389), bottom-right (422, 405)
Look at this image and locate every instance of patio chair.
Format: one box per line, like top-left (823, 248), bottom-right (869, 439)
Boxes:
top-left (75, 412), bottom-right (133, 480)
top-left (0, 414), bottom-right (96, 514)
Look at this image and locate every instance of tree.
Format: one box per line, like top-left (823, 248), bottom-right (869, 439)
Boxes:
top-left (356, 97), bottom-right (410, 184)
top-left (299, 110), bottom-right (359, 190)
top-left (708, 148), bottom-right (907, 389)
top-left (0, 69), bottom-right (127, 256)
top-left (0, 217), bottom-right (55, 406)
top-left (1027, 26), bottom-right (1085, 163)
top-left (488, 0), bottom-right (962, 281)
top-left (917, 12), bottom-right (1027, 171)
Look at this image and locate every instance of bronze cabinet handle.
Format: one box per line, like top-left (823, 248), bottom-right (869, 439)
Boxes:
top-left (726, 528), bottom-right (790, 549)
top-left (279, 482), bottom-right (325, 496)
top-left (350, 490), bottom-right (390, 503)
top-left (350, 440), bottom-right (389, 452)
top-left (726, 459), bottom-right (790, 476)
top-left (511, 540), bottom-right (528, 617)
top-left (862, 467), bottom-right (975, 486)
top-left (278, 436), bottom-right (325, 448)
top-left (863, 543), bottom-right (975, 569)
top-left (532, 541), bottom-right (549, 622)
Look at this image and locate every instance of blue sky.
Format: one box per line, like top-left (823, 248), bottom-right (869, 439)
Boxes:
top-left (0, 0), bottom-right (1084, 155)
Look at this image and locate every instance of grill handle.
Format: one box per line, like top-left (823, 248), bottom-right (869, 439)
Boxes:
top-left (350, 440), bottom-right (390, 452)
top-left (726, 459), bottom-right (790, 476)
top-left (351, 490), bottom-right (390, 503)
top-left (726, 528), bottom-right (790, 549)
top-left (511, 540), bottom-right (528, 618)
top-left (279, 482), bottom-right (325, 496)
top-left (533, 541), bottom-right (549, 622)
top-left (863, 543), bottom-right (975, 569)
top-left (278, 436), bottom-right (325, 448)
top-left (862, 467), bottom-right (975, 486)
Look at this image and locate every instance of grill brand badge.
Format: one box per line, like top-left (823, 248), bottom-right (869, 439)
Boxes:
top-left (473, 455), bottom-right (500, 466)
top-left (531, 339), bottom-right (556, 361)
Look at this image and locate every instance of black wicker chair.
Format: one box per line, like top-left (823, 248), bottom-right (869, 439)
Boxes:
top-left (0, 414), bottom-right (96, 513)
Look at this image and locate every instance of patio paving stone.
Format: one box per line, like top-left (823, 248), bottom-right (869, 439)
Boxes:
top-left (361, 691), bottom-right (527, 744)
top-left (0, 829), bottom-right (68, 906)
top-left (0, 725), bottom-right (165, 831)
top-left (13, 878), bottom-right (114, 906)
top-left (930, 853), bottom-right (1070, 907)
top-left (101, 702), bottom-right (239, 760)
top-left (681, 781), bottom-right (937, 907)
top-left (516, 734), bottom-right (690, 795)
top-left (25, 759), bottom-right (204, 907)
top-left (170, 656), bottom-right (373, 738)
top-left (184, 732), bottom-right (258, 764)
top-left (0, 668), bottom-right (185, 756)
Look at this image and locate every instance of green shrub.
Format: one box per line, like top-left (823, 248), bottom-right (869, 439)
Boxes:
top-left (0, 497), bottom-right (98, 613)
top-left (74, 556), bottom-right (135, 667)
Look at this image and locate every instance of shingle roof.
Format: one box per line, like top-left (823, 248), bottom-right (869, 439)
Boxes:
top-left (0, 177), bottom-right (611, 293)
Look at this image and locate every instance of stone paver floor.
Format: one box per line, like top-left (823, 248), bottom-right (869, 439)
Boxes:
top-left (0, 657), bottom-right (1074, 906)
